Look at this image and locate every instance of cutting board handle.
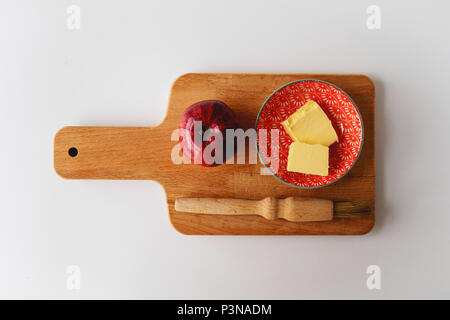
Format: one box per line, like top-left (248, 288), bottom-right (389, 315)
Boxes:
top-left (54, 126), bottom-right (167, 180)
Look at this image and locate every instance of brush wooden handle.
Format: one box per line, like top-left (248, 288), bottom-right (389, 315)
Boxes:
top-left (175, 197), bottom-right (334, 222)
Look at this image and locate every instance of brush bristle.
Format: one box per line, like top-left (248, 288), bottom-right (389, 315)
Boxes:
top-left (333, 201), bottom-right (372, 218)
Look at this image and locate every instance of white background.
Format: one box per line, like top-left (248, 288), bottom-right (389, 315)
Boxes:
top-left (1, 0), bottom-right (449, 299)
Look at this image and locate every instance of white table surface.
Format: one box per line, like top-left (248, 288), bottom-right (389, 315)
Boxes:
top-left (1, 0), bottom-right (449, 299)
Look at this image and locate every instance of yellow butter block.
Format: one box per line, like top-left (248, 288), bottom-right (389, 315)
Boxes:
top-left (287, 142), bottom-right (329, 176)
top-left (281, 100), bottom-right (338, 147)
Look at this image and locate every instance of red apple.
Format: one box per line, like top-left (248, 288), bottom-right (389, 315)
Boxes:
top-left (179, 100), bottom-right (239, 166)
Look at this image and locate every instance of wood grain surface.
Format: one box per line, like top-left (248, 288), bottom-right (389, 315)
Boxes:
top-left (54, 73), bottom-right (375, 235)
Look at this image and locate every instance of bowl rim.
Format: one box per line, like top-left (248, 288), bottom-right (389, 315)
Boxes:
top-left (255, 78), bottom-right (365, 189)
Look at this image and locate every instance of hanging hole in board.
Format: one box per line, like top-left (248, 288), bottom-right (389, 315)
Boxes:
top-left (68, 147), bottom-right (78, 157)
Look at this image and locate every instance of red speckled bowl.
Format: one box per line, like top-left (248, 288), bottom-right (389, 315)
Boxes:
top-left (256, 79), bottom-right (364, 189)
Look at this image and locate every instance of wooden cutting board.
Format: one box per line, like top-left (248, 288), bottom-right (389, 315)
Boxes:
top-left (54, 73), bottom-right (375, 235)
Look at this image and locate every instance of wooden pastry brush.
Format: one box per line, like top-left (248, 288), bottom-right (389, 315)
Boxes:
top-left (174, 197), bottom-right (371, 222)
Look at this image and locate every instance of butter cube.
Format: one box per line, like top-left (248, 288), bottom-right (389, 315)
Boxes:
top-left (287, 142), bottom-right (329, 176)
top-left (281, 100), bottom-right (338, 147)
